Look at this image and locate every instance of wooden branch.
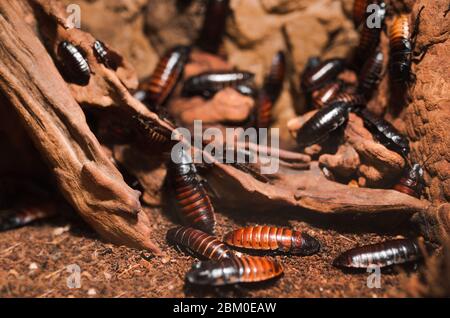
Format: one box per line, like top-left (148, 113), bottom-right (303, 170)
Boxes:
top-left (0, 1), bottom-right (160, 253)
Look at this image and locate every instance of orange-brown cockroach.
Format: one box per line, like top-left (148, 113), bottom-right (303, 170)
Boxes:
top-left (352, 1), bottom-right (386, 70)
top-left (224, 226), bottom-right (321, 255)
top-left (197, 0), bottom-right (230, 54)
top-left (358, 50), bottom-right (384, 99)
top-left (256, 51), bottom-right (286, 128)
top-left (167, 226), bottom-right (234, 261)
top-left (135, 45), bottom-right (191, 109)
top-left (186, 255), bottom-right (283, 286)
top-left (389, 7), bottom-right (426, 82)
top-left (393, 163), bottom-right (425, 198)
top-left (169, 147), bottom-right (216, 234)
top-left (0, 201), bottom-right (57, 232)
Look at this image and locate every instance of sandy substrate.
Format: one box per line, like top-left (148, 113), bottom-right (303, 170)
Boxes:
top-left (0, 205), bottom-right (417, 298)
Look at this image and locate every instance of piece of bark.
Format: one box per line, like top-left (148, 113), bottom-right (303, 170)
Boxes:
top-left (0, 0), bottom-right (160, 253)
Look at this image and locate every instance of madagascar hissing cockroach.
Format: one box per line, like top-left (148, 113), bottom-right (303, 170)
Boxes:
top-left (182, 71), bottom-right (255, 98)
top-left (58, 41), bottom-right (90, 85)
top-left (136, 45), bottom-right (191, 109)
top-left (311, 81), bottom-right (344, 109)
top-left (327, 92), bottom-right (366, 110)
top-left (256, 51), bottom-right (286, 128)
top-left (389, 7), bottom-right (425, 82)
top-left (296, 101), bottom-right (351, 148)
top-left (357, 108), bottom-right (410, 157)
top-left (358, 50), bottom-right (384, 99)
top-left (352, 1), bottom-right (386, 70)
top-left (169, 147), bottom-right (216, 234)
top-left (0, 202), bottom-right (57, 232)
top-left (167, 226), bottom-right (234, 261)
top-left (93, 40), bottom-right (120, 70)
top-left (393, 163), bottom-right (425, 198)
top-left (186, 255), bottom-right (283, 286)
top-left (353, 0), bottom-right (368, 28)
top-left (333, 238), bottom-right (424, 269)
top-left (224, 226), bottom-right (321, 255)
top-left (197, 0), bottom-right (230, 54)
top-left (301, 58), bottom-right (346, 93)
top-left (133, 115), bottom-right (174, 148)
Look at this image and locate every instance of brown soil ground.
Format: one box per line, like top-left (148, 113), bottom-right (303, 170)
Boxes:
top-left (0, 204), bottom-right (418, 298)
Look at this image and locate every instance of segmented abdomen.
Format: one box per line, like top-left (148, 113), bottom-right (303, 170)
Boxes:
top-left (301, 59), bottom-right (346, 93)
top-left (58, 41), bottom-right (91, 84)
top-left (186, 255), bottom-right (283, 286)
top-left (333, 239), bottom-right (422, 268)
top-left (167, 226), bottom-right (233, 261)
top-left (224, 226), bottom-right (320, 255)
top-left (311, 81), bottom-right (343, 109)
top-left (389, 15), bottom-right (411, 52)
top-left (358, 50), bottom-right (384, 98)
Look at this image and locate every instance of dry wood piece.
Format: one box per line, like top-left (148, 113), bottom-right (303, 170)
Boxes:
top-left (0, 0), bottom-right (161, 253)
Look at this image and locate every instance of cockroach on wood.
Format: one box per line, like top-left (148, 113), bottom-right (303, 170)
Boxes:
top-left (393, 163), bottom-right (425, 198)
top-left (256, 51), bottom-right (286, 128)
top-left (358, 50), bottom-right (384, 99)
top-left (168, 147), bottom-right (216, 234)
top-left (356, 108), bottom-right (410, 157)
top-left (167, 226), bottom-right (234, 261)
top-left (296, 101), bottom-right (351, 148)
top-left (197, 0), bottom-right (230, 54)
top-left (389, 7), bottom-right (426, 82)
top-left (186, 255), bottom-right (283, 286)
top-left (352, 1), bottom-right (386, 70)
top-left (224, 226), bottom-right (321, 255)
top-left (58, 41), bottom-right (90, 85)
top-left (181, 71), bottom-right (255, 98)
top-left (136, 45), bottom-right (191, 109)
top-left (301, 58), bottom-right (347, 94)
top-left (93, 40), bottom-right (120, 70)
top-left (333, 238), bottom-right (424, 269)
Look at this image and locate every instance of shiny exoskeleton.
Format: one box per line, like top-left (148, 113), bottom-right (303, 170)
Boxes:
top-left (0, 202), bottom-right (57, 232)
top-left (301, 58), bottom-right (346, 93)
top-left (311, 81), bottom-right (344, 109)
top-left (296, 101), bottom-right (351, 148)
top-left (93, 40), bottom-right (119, 70)
top-left (393, 163), bottom-right (425, 198)
top-left (186, 255), bottom-right (283, 286)
top-left (329, 92), bottom-right (366, 110)
top-left (134, 115), bottom-right (173, 148)
top-left (358, 50), bottom-right (384, 99)
top-left (58, 41), bottom-right (90, 85)
top-left (167, 226), bottom-right (233, 261)
top-left (182, 71), bottom-right (255, 98)
top-left (197, 0), bottom-right (230, 54)
top-left (352, 1), bottom-right (386, 70)
top-left (256, 51), bottom-right (286, 128)
top-left (136, 46), bottom-right (191, 108)
top-left (224, 226), bottom-right (321, 255)
top-left (389, 7), bottom-right (424, 82)
top-left (333, 239), bottom-right (423, 269)
top-left (357, 108), bottom-right (410, 157)
top-left (169, 148), bottom-right (216, 234)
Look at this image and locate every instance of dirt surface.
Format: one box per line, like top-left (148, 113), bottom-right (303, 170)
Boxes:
top-left (0, 207), bottom-right (413, 298)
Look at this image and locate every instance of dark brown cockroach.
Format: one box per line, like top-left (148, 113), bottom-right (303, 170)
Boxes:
top-left (301, 58), bottom-right (346, 94)
top-left (389, 7), bottom-right (425, 82)
top-left (296, 101), bottom-right (351, 148)
top-left (331, 92), bottom-right (366, 109)
top-left (224, 226), bottom-right (321, 255)
top-left (256, 52), bottom-right (286, 128)
top-left (58, 41), bottom-right (90, 85)
top-left (167, 226), bottom-right (234, 261)
top-left (357, 108), bottom-right (410, 157)
top-left (93, 40), bottom-right (120, 70)
top-left (353, 0), bottom-right (368, 28)
top-left (0, 202), bottom-right (57, 232)
top-left (333, 238), bottom-right (424, 269)
top-left (136, 45), bottom-right (191, 109)
top-left (352, 1), bottom-right (386, 70)
top-left (358, 50), bottom-right (384, 99)
top-left (393, 163), bottom-right (425, 198)
top-left (311, 81), bottom-right (344, 109)
top-left (133, 115), bottom-right (174, 148)
top-left (182, 71), bottom-right (255, 98)
top-left (186, 255), bottom-right (283, 286)
top-left (197, 0), bottom-right (230, 54)
top-left (169, 147), bottom-right (216, 234)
